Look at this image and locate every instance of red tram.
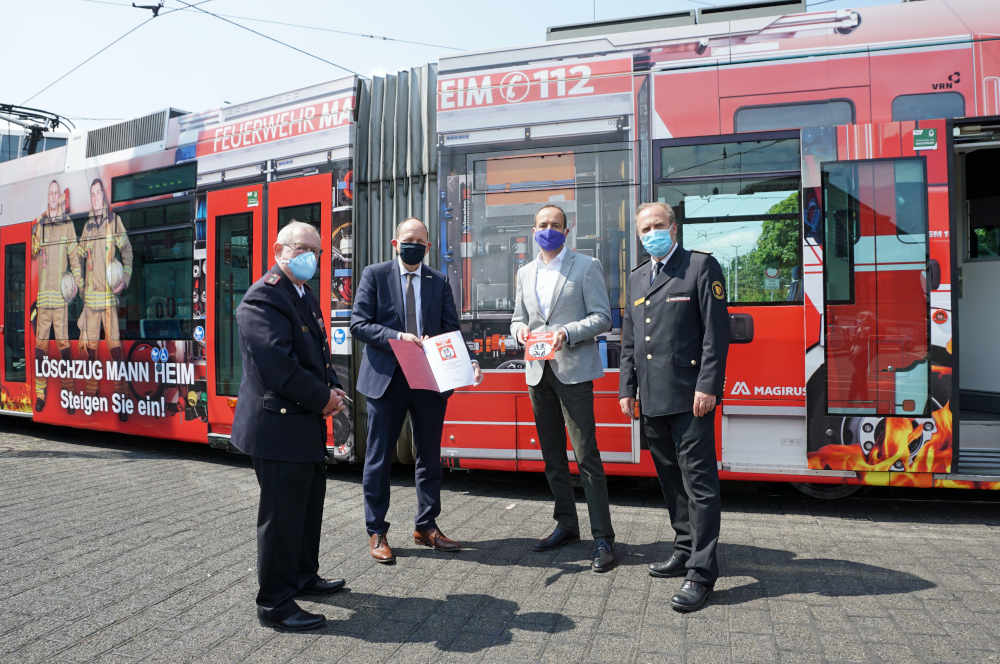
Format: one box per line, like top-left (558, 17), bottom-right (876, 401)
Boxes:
top-left (1, 0), bottom-right (998, 495)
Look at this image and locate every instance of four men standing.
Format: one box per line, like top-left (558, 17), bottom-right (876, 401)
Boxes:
top-left (236, 202), bottom-right (729, 630)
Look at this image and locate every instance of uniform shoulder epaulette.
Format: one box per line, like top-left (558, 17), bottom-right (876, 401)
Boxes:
top-left (264, 273), bottom-right (281, 285)
top-left (632, 259), bottom-right (651, 272)
top-left (691, 249), bottom-right (712, 255)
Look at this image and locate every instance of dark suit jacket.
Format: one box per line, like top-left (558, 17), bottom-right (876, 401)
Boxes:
top-left (619, 248), bottom-right (730, 417)
top-left (350, 260), bottom-right (460, 399)
top-left (231, 265), bottom-right (342, 462)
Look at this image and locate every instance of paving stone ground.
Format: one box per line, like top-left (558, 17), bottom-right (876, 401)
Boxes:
top-left (1, 418), bottom-right (999, 664)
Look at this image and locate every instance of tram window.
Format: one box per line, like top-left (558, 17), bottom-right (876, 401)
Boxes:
top-left (656, 136), bottom-right (802, 304)
top-left (112, 163), bottom-right (197, 204)
top-left (894, 160), bottom-right (928, 239)
top-left (656, 178), bottom-right (802, 304)
top-left (464, 149), bottom-right (632, 316)
top-left (216, 212), bottom-right (252, 396)
top-left (734, 100), bottom-right (855, 133)
top-left (822, 164), bottom-right (856, 304)
top-left (1, 135), bottom-right (20, 162)
top-left (113, 201), bottom-right (194, 340)
top-left (278, 203), bottom-right (321, 297)
top-left (660, 139), bottom-right (799, 179)
top-left (4, 243), bottom-right (26, 382)
top-left (891, 92), bottom-right (964, 122)
top-left (331, 207), bottom-right (352, 312)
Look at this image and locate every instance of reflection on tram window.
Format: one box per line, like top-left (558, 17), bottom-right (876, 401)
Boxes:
top-left (109, 201), bottom-right (194, 340)
top-left (439, 143), bottom-right (633, 370)
top-left (331, 207), bottom-right (352, 312)
top-left (453, 147), bottom-right (631, 317)
top-left (656, 177), bottom-right (803, 304)
top-left (4, 243), bottom-right (26, 382)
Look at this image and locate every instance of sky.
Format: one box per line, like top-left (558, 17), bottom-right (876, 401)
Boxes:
top-left (4, 0), bottom-right (898, 132)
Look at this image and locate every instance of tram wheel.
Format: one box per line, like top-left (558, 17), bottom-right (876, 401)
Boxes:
top-left (792, 482), bottom-right (862, 500)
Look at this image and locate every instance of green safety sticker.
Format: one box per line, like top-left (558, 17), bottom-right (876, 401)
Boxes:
top-left (247, 191), bottom-right (259, 207)
top-left (913, 128), bottom-right (938, 151)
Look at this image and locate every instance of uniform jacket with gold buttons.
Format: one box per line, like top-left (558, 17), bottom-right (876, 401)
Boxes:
top-left (232, 264), bottom-right (342, 462)
top-left (619, 247), bottom-right (730, 417)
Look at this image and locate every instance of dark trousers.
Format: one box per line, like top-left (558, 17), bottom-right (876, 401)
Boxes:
top-left (643, 410), bottom-right (721, 586)
top-left (528, 362), bottom-right (614, 540)
top-left (363, 369), bottom-right (448, 536)
top-left (251, 457), bottom-right (326, 618)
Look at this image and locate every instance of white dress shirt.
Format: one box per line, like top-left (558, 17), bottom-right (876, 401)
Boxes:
top-left (293, 283), bottom-right (305, 297)
top-left (535, 246), bottom-right (566, 320)
top-left (398, 256), bottom-right (422, 337)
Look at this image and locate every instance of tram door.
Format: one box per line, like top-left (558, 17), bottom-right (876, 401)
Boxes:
top-left (0, 224), bottom-right (30, 415)
top-left (205, 184), bottom-right (264, 436)
top-left (267, 173), bottom-right (335, 441)
top-left (801, 120), bottom-right (952, 474)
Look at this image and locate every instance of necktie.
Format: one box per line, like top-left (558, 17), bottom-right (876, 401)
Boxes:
top-left (405, 272), bottom-right (418, 335)
top-left (650, 261), bottom-right (663, 287)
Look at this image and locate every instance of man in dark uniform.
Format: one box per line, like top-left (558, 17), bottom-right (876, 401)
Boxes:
top-left (232, 221), bottom-right (347, 631)
top-left (350, 217), bottom-right (473, 564)
top-left (618, 202), bottom-right (730, 613)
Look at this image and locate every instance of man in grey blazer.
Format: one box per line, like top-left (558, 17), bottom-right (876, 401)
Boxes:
top-left (511, 204), bottom-right (616, 572)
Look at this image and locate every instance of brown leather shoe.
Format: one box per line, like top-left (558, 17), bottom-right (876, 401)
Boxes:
top-left (369, 533), bottom-right (395, 564)
top-left (414, 527), bottom-right (461, 552)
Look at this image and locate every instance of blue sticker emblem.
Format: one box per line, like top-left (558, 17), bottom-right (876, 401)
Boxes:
top-left (193, 325), bottom-right (205, 342)
top-left (333, 328), bottom-right (346, 344)
top-left (150, 347), bottom-right (161, 362)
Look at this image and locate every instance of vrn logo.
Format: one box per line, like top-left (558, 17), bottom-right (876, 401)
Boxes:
top-left (731, 381), bottom-right (751, 396)
top-left (933, 72), bottom-right (961, 90)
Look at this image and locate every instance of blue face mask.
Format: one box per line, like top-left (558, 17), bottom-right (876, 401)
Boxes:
top-left (284, 251), bottom-right (317, 282)
top-left (534, 228), bottom-right (567, 251)
top-left (640, 228), bottom-right (673, 258)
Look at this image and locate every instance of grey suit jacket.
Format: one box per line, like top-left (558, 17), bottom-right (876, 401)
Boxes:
top-left (510, 249), bottom-right (612, 386)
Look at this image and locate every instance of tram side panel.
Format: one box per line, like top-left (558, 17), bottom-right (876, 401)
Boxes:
top-left (3, 154), bottom-right (210, 442)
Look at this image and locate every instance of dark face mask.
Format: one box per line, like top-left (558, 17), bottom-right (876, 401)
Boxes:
top-left (399, 242), bottom-right (426, 265)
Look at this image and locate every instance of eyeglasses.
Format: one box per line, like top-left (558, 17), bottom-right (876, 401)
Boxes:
top-left (286, 242), bottom-right (323, 258)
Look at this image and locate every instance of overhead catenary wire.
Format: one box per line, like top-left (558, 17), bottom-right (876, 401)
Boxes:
top-left (78, 0), bottom-right (466, 51)
top-left (170, 0), bottom-right (362, 76)
top-left (22, 16), bottom-right (155, 105)
top-left (24, 0), bottom-right (216, 105)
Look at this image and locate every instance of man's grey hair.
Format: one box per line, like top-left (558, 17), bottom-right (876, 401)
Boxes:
top-left (276, 220), bottom-right (319, 246)
top-left (395, 217), bottom-right (427, 239)
top-left (636, 201), bottom-right (677, 224)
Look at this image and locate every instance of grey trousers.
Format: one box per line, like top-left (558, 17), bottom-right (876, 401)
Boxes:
top-left (528, 362), bottom-right (614, 540)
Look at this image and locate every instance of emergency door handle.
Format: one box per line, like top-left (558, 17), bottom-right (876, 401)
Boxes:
top-left (729, 313), bottom-right (754, 344)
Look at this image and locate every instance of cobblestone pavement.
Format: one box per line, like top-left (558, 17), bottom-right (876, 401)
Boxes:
top-left (1, 419), bottom-right (999, 664)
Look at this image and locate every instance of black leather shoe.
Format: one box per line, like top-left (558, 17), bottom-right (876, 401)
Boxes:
top-left (591, 538), bottom-right (616, 573)
top-left (531, 527), bottom-right (580, 552)
top-left (649, 552), bottom-right (688, 578)
top-left (298, 577), bottom-right (346, 596)
top-left (671, 580), bottom-right (712, 613)
top-left (257, 607), bottom-right (326, 632)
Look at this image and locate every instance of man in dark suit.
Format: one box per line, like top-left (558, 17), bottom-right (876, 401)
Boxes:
top-left (619, 202), bottom-right (730, 613)
top-left (232, 221), bottom-right (347, 631)
top-left (350, 217), bottom-right (474, 564)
